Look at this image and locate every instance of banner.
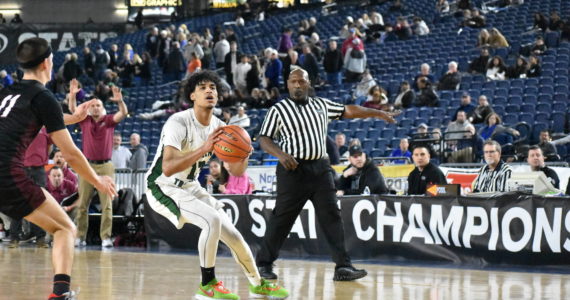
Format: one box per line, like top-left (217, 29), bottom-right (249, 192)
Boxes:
top-left (0, 23), bottom-right (124, 65)
top-left (143, 193), bottom-right (570, 266)
top-left (247, 165), bottom-right (570, 195)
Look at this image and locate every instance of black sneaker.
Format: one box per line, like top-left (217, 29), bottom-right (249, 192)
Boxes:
top-left (333, 266), bottom-right (367, 281)
top-left (258, 265), bottom-right (278, 280)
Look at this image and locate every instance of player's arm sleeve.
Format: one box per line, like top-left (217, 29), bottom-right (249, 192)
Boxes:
top-left (258, 107), bottom-right (281, 139)
top-left (31, 91), bottom-right (66, 133)
top-left (161, 116), bottom-right (188, 151)
top-left (322, 98), bottom-right (346, 120)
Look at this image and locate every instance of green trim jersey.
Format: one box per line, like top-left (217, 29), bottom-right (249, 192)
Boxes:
top-left (146, 109), bottom-right (225, 188)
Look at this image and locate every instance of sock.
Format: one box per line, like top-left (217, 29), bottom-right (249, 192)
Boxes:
top-left (201, 267), bottom-right (216, 286)
top-left (53, 274), bottom-right (71, 295)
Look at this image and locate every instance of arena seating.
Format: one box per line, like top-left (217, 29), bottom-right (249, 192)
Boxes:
top-left (2, 0), bottom-right (569, 165)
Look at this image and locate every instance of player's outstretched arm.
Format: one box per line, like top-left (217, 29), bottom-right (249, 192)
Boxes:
top-left (343, 105), bottom-right (400, 124)
top-left (162, 127), bottom-right (224, 177)
top-left (49, 129), bottom-right (117, 198)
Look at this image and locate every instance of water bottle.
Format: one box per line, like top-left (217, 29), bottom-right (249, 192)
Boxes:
top-left (207, 182), bottom-right (213, 194)
top-left (362, 186), bottom-right (370, 195)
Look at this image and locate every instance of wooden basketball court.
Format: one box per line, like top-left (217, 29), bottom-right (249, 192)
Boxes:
top-left (1, 244), bottom-right (568, 299)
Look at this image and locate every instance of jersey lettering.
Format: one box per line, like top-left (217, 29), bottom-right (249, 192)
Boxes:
top-left (0, 94), bottom-right (20, 118)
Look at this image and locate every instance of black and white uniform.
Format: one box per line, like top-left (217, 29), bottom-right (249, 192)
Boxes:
top-left (256, 97), bottom-right (354, 268)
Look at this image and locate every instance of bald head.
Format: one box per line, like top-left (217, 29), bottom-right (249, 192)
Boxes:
top-left (287, 68), bottom-right (310, 103)
top-left (130, 133), bottom-right (141, 147)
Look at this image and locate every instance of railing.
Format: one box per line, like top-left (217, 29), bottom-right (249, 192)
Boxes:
top-left (115, 168), bottom-right (148, 200)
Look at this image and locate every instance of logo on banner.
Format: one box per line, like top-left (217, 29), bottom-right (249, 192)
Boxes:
top-left (0, 34), bottom-right (7, 54)
top-left (219, 198), bottom-right (239, 225)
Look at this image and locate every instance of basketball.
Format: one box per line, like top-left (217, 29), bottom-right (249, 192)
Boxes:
top-left (213, 125), bottom-right (252, 163)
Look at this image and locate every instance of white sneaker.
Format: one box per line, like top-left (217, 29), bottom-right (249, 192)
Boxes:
top-left (101, 238), bottom-right (113, 248)
top-left (74, 238), bottom-right (86, 247)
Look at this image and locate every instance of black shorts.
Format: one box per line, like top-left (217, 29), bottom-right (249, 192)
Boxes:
top-left (0, 173), bottom-right (46, 219)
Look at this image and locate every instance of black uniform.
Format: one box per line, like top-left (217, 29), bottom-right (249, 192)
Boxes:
top-left (407, 162), bottom-right (447, 195)
top-left (256, 96), bottom-right (353, 268)
top-left (0, 80), bottom-right (65, 218)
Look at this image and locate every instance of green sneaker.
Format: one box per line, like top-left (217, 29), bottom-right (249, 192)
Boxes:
top-left (249, 279), bottom-right (289, 299)
top-left (195, 279), bottom-right (239, 300)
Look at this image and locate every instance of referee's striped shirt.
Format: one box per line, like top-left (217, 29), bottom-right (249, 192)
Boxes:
top-left (258, 97), bottom-right (345, 160)
top-left (472, 161), bottom-right (512, 192)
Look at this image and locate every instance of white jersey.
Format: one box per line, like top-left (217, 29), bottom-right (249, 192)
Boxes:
top-left (146, 109), bottom-right (225, 188)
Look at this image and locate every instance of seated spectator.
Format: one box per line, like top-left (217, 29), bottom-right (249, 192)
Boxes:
top-left (486, 56), bottom-right (507, 81)
top-left (437, 61), bottom-right (461, 91)
top-left (472, 140), bottom-right (512, 193)
top-left (507, 57), bottom-right (528, 79)
top-left (128, 133), bottom-right (149, 170)
top-left (413, 63), bottom-right (435, 90)
top-left (436, 0), bottom-right (450, 14)
top-left (526, 55), bottom-right (541, 78)
top-left (228, 106), bottom-right (251, 128)
top-left (407, 146), bottom-right (447, 195)
top-left (488, 28), bottom-right (509, 48)
top-left (527, 146), bottom-right (560, 189)
top-left (204, 159), bottom-right (223, 193)
top-left (353, 70), bottom-right (377, 104)
top-left (452, 93), bottom-right (476, 121)
top-left (468, 48), bottom-right (490, 75)
top-left (533, 12), bottom-right (549, 32)
top-left (393, 81), bottom-right (415, 109)
top-left (415, 78), bottom-right (439, 107)
top-left (336, 133), bottom-right (349, 157)
top-left (0, 70), bottom-right (14, 88)
top-left (336, 145), bottom-right (389, 196)
top-left (448, 124), bottom-right (483, 163)
top-left (469, 95), bottom-right (494, 124)
top-left (477, 29), bottom-right (491, 48)
top-left (111, 132), bottom-right (132, 169)
top-left (413, 17), bottom-right (430, 36)
top-left (394, 17), bottom-right (413, 40)
top-left (478, 113), bottom-right (520, 141)
top-left (390, 138), bottom-right (412, 164)
top-left (530, 36), bottom-right (547, 56)
top-left (446, 111), bottom-right (472, 142)
top-left (549, 11), bottom-right (564, 31)
top-left (46, 166), bottom-right (78, 215)
top-left (467, 9), bottom-right (486, 28)
top-left (538, 130), bottom-right (558, 161)
top-left (219, 162), bottom-right (253, 194)
top-left (362, 85), bottom-right (390, 111)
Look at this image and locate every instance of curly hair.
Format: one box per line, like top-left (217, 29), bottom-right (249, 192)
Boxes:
top-left (181, 70), bottom-right (223, 106)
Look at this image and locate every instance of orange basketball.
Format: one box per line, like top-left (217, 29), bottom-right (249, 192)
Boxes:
top-left (213, 125), bottom-right (252, 163)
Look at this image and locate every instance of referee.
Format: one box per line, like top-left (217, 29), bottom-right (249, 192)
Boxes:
top-left (256, 68), bottom-right (398, 281)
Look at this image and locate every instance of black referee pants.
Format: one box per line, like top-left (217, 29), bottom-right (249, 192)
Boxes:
top-left (256, 158), bottom-right (352, 268)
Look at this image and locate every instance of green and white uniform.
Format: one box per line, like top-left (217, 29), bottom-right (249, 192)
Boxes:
top-left (145, 109), bottom-right (261, 285)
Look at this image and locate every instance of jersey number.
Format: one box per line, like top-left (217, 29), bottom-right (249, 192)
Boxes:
top-left (0, 94), bottom-right (21, 118)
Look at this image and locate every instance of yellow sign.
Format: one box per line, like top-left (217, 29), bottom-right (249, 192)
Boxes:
top-left (130, 0), bottom-right (182, 7)
top-left (211, 0), bottom-right (238, 8)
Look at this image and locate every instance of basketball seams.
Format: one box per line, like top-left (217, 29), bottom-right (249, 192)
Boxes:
top-left (214, 125), bottom-right (252, 162)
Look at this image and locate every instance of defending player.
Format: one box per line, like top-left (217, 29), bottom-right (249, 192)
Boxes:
top-left (145, 70), bottom-right (288, 300)
top-left (0, 38), bottom-right (117, 300)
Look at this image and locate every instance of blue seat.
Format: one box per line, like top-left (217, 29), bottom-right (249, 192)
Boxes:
top-left (552, 102), bottom-right (567, 112)
top-left (505, 105), bottom-right (520, 113)
top-left (524, 87), bottom-right (538, 95)
top-left (539, 85), bottom-right (554, 95)
top-left (375, 139), bottom-right (389, 149)
top-left (509, 96), bottom-right (523, 105)
top-left (551, 112), bottom-right (566, 133)
top-left (553, 93), bottom-right (567, 102)
top-left (531, 122), bottom-right (549, 144)
top-left (538, 94), bottom-right (553, 103)
top-left (503, 114), bottom-right (518, 125)
top-left (555, 85), bottom-right (569, 94)
top-left (493, 97), bottom-right (507, 106)
top-left (535, 112), bottom-right (550, 123)
top-left (380, 129), bottom-right (395, 140)
top-left (518, 113), bottom-right (534, 124)
top-left (536, 103), bottom-right (551, 113)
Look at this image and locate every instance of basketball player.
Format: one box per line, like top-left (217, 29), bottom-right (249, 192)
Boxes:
top-left (145, 70), bottom-right (288, 300)
top-left (0, 38), bottom-right (117, 300)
